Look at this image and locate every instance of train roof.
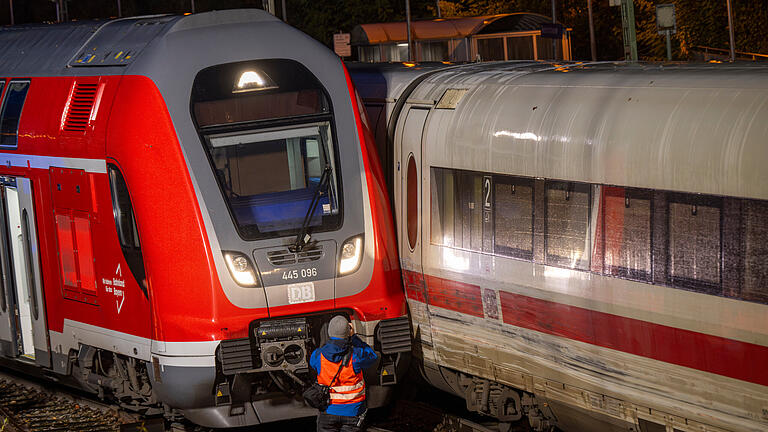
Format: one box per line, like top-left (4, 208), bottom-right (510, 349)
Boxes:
top-left (351, 61), bottom-right (768, 103)
top-left (0, 9), bottom-right (280, 77)
top-left (353, 61), bottom-right (768, 200)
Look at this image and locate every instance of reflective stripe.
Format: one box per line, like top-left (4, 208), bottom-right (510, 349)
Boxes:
top-left (330, 389), bottom-right (365, 400)
top-left (331, 382), bottom-right (364, 392)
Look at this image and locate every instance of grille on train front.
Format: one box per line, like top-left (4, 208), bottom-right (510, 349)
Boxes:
top-left (377, 317), bottom-right (412, 354)
top-left (266, 246), bottom-right (323, 266)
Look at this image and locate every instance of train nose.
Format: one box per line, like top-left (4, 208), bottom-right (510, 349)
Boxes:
top-left (251, 239), bottom-right (338, 313)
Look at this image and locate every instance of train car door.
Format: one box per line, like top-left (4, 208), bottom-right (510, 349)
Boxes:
top-left (397, 107), bottom-right (429, 276)
top-left (0, 177), bottom-right (50, 367)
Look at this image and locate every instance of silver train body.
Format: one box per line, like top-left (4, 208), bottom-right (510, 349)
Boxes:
top-left (350, 61), bottom-right (768, 432)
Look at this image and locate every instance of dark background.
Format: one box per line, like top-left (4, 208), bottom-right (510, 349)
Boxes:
top-left (0, 1), bottom-right (765, 61)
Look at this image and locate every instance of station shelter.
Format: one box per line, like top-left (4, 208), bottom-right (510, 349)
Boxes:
top-left (351, 13), bottom-right (572, 63)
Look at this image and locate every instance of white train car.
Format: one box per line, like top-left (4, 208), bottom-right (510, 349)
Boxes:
top-left (350, 62), bottom-right (768, 432)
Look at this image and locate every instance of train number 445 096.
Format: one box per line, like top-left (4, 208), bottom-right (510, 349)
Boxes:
top-left (282, 267), bottom-right (318, 280)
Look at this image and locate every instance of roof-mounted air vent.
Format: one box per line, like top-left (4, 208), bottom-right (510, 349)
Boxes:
top-left (62, 82), bottom-right (99, 133)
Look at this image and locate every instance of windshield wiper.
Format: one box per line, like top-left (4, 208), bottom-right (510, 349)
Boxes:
top-left (292, 165), bottom-right (332, 252)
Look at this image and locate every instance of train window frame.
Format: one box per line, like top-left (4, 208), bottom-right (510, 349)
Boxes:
top-left (107, 163), bottom-right (148, 297)
top-left (666, 192), bottom-right (723, 295)
top-left (493, 175), bottom-right (534, 261)
top-left (0, 80), bottom-right (30, 149)
top-left (544, 180), bottom-right (593, 271)
top-left (190, 59), bottom-right (344, 242)
top-left (600, 186), bottom-right (654, 283)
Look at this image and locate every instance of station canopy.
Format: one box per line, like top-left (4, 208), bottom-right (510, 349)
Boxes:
top-left (351, 13), bottom-right (558, 45)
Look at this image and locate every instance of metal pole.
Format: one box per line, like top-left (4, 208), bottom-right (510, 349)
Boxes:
top-left (8, 0), bottom-right (13, 25)
top-left (281, 0), bottom-right (287, 23)
top-left (406, 0), bottom-right (413, 61)
top-left (117, 0), bottom-right (122, 18)
top-left (726, 0), bottom-right (736, 61)
top-left (191, 0), bottom-right (195, 13)
top-left (620, 0), bottom-right (638, 61)
top-left (551, 0), bottom-right (557, 59)
top-left (435, 0), bottom-right (441, 18)
top-left (665, 30), bottom-right (672, 61)
top-left (587, 0), bottom-right (596, 61)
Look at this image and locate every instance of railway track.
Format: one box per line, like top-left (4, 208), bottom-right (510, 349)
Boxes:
top-left (0, 368), bottom-right (156, 432)
top-left (0, 367), bottom-right (530, 432)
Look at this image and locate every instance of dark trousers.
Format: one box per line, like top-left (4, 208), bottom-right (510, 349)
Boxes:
top-left (316, 412), bottom-right (361, 432)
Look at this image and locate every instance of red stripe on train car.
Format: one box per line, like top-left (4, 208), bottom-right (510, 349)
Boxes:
top-left (499, 290), bottom-right (768, 387)
top-left (402, 270), bottom-right (427, 303)
top-left (424, 274), bottom-right (484, 318)
top-left (410, 271), bottom-right (768, 387)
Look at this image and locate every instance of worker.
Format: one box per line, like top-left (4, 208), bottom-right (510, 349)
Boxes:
top-left (309, 315), bottom-right (378, 431)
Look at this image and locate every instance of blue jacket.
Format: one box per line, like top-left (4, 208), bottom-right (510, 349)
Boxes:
top-left (309, 334), bottom-right (378, 416)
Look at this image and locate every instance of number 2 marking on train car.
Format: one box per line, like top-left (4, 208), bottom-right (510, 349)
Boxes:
top-left (483, 176), bottom-right (492, 210)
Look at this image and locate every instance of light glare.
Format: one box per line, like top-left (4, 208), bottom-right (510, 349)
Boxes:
top-left (339, 236), bottom-right (363, 275)
top-left (238, 71), bottom-right (265, 89)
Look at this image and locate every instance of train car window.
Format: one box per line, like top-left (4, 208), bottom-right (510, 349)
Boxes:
top-left (406, 155), bottom-right (418, 250)
top-left (0, 81), bottom-right (29, 148)
top-left (192, 59), bottom-right (342, 241)
top-left (601, 187), bottom-right (652, 281)
top-left (741, 199), bottom-right (768, 303)
top-left (108, 164), bottom-right (147, 294)
top-left (545, 181), bottom-right (591, 270)
top-left (430, 168), bottom-right (486, 252)
top-left (494, 177), bottom-right (534, 260)
top-left (667, 193), bottom-right (722, 294)
top-left (430, 167), bottom-right (454, 247)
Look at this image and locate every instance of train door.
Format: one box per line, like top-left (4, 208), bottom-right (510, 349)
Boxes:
top-left (398, 107), bottom-right (429, 276)
top-left (0, 177), bottom-right (50, 367)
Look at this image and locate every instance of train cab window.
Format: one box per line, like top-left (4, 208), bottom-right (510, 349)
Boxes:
top-left (191, 59), bottom-right (341, 241)
top-left (601, 187), bottom-right (652, 281)
top-left (667, 194), bottom-right (722, 293)
top-left (740, 199), bottom-right (768, 303)
top-left (545, 181), bottom-right (592, 270)
top-left (0, 80), bottom-right (29, 148)
top-left (108, 164), bottom-right (147, 293)
top-left (494, 177), bottom-right (534, 260)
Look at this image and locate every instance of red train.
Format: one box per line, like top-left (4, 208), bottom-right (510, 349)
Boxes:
top-left (0, 10), bottom-right (409, 427)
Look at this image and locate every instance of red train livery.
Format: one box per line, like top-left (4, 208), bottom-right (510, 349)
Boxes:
top-left (0, 10), bottom-right (409, 427)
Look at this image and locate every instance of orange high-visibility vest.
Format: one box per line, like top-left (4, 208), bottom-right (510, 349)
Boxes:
top-left (317, 353), bottom-right (366, 405)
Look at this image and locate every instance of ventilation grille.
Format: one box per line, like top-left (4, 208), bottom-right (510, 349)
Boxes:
top-left (377, 317), bottom-right (412, 354)
top-left (267, 245), bottom-right (323, 267)
top-left (219, 338), bottom-right (254, 375)
top-left (63, 83), bottom-right (98, 133)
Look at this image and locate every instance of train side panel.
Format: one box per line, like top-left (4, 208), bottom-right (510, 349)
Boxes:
top-left (376, 63), bottom-right (768, 432)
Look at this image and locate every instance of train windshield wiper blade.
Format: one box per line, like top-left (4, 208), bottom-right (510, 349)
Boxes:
top-left (292, 165), bottom-right (332, 252)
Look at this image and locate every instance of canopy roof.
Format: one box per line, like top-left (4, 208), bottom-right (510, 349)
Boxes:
top-left (351, 13), bottom-right (559, 45)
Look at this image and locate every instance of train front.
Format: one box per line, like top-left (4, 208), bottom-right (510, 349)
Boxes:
top-left (131, 11), bottom-right (408, 427)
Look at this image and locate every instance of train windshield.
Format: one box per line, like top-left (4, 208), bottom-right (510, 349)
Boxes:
top-left (192, 59), bottom-right (341, 240)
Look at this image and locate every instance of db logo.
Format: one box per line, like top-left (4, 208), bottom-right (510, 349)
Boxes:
top-left (288, 282), bottom-right (316, 304)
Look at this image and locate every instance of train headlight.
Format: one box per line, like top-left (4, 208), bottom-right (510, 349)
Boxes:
top-left (233, 70), bottom-right (277, 93)
top-left (338, 235), bottom-right (363, 276)
top-left (223, 251), bottom-right (261, 287)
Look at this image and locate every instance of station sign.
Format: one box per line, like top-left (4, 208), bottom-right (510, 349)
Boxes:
top-left (540, 23), bottom-right (563, 39)
top-left (334, 33), bottom-right (351, 57)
